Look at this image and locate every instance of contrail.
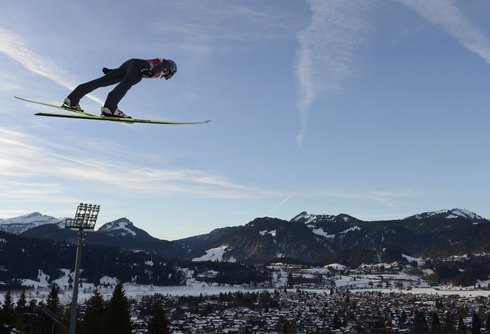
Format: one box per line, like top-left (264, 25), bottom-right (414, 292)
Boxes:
top-left (267, 194), bottom-right (293, 215)
top-left (294, 0), bottom-right (373, 146)
top-left (398, 0), bottom-right (490, 64)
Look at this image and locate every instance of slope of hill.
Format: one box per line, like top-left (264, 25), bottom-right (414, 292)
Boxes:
top-left (0, 230), bottom-right (183, 287)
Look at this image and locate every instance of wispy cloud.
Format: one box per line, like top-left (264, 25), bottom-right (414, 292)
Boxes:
top-left (0, 126), bottom-right (415, 208)
top-left (294, 0), bottom-right (374, 146)
top-left (151, 1), bottom-right (295, 59)
top-left (0, 127), bottom-right (276, 200)
top-left (0, 27), bottom-right (72, 88)
top-left (0, 180), bottom-right (72, 204)
top-left (0, 27), bottom-right (103, 104)
top-left (399, 0), bottom-right (490, 64)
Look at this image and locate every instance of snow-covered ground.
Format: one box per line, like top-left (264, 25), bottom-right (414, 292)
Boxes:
top-left (2, 282), bottom-right (489, 307)
top-left (1, 264), bottom-right (489, 306)
top-left (191, 245), bottom-right (237, 262)
top-left (0, 280), bottom-right (256, 305)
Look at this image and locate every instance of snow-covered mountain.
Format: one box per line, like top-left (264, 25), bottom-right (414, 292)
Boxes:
top-left (0, 214), bottom-right (151, 240)
top-left (405, 208), bottom-right (485, 221)
top-left (17, 216), bottom-right (183, 258)
top-left (177, 208), bottom-right (490, 264)
top-left (97, 218), bottom-right (143, 238)
top-left (291, 211), bottom-right (359, 224)
top-left (0, 212), bottom-right (65, 234)
top-left (290, 212), bottom-right (362, 240)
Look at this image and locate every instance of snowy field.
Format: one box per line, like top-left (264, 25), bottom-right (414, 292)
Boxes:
top-left (1, 280), bottom-right (489, 307)
top-left (0, 281), bottom-right (260, 305)
top-left (1, 265), bottom-right (489, 305)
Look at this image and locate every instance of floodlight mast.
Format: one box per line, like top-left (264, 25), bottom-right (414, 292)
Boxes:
top-left (66, 203), bottom-right (100, 334)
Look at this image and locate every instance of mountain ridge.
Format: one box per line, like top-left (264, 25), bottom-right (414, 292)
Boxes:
top-left (0, 208), bottom-right (488, 264)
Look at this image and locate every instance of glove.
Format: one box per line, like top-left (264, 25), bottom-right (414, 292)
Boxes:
top-left (102, 67), bottom-right (114, 74)
top-left (140, 68), bottom-right (155, 78)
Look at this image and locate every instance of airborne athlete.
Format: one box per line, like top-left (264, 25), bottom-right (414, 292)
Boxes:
top-left (63, 58), bottom-right (177, 118)
top-left (15, 57), bottom-right (210, 124)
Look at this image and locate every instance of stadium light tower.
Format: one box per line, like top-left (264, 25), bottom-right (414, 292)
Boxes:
top-left (65, 203), bottom-right (100, 334)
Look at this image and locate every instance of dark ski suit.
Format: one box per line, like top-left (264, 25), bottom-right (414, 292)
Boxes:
top-left (67, 58), bottom-right (173, 112)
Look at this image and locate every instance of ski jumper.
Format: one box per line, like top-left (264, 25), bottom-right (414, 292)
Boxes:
top-left (67, 58), bottom-right (173, 112)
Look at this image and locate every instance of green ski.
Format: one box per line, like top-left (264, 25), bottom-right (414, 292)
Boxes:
top-left (34, 112), bottom-right (211, 125)
top-left (14, 96), bottom-right (211, 125)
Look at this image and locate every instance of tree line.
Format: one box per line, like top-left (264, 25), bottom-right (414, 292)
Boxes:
top-left (0, 283), bottom-right (170, 334)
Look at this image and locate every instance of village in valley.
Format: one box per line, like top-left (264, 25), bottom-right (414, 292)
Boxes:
top-left (144, 288), bottom-right (490, 333)
top-left (2, 256), bottom-right (490, 333)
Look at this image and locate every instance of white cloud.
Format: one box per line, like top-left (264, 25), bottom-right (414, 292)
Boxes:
top-left (399, 0), bottom-right (490, 64)
top-left (294, 0), bottom-right (374, 145)
top-left (0, 180), bottom-right (71, 203)
top-left (0, 28), bottom-right (72, 88)
top-left (0, 127), bottom-right (275, 200)
top-left (0, 27), bottom-right (103, 104)
top-left (152, 1), bottom-right (292, 44)
top-left (0, 125), bottom-right (413, 207)
top-left (294, 0), bottom-right (490, 146)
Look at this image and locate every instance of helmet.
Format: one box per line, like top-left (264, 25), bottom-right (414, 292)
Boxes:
top-left (162, 59), bottom-right (177, 79)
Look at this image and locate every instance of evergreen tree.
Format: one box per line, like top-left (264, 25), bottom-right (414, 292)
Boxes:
top-left (472, 312), bottom-right (482, 334)
top-left (457, 317), bottom-right (467, 334)
top-left (275, 317), bottom-right (295, 333)
top-left (444, 313), bottom-right (457, 333)
top-left (258, 291), bottom-right (272, 309)
top-left (287, 273), bottom-right (293, 288)
top-left (40, 286), bottom-right (63, 334)
top-left (102, 282), bottom-right (131, 334)
top-left (431, 312), bottom-right (443, 334)
top-left (147, 298), bottom-right (170, 334)
top-left (332, 313), bottom-right (342, 329)
top-left (1, 290), bottom-right (15, 328)
top-left (68, 275), bottom-right (73, 289)
top-left (46, 284), bottom-right (61, 314)
top-left (25, 299), bottom-right (39, 333)
top-left (81, 289), bottom-right (106, 334)
top-left (399, 310), bottom-right (407, 328)
top-left (14, 290), bottom-right (28, 332)
top-left (412, 310), bottom-right (429, 333)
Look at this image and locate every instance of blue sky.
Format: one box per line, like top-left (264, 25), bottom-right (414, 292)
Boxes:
top-left (1, 0), bottom-right (490, 240)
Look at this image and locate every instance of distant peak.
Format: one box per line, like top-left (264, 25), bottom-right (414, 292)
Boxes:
top-left (291, 212), bottom-right (358, 224)
top-left (0, 212), bottom-right (63, 235)
top-left (23, 212), bottom-right (43, 218)
top-left (291, 212), bottom-right (314, 223)
top-left (101, 217), bottom-right (133, 226)
top-left (409, 208), bottom-right (484, 221)
top-left (98, 218), bottom-right (137, 237)
top-left (113, 217), bottom-right (133, 225)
